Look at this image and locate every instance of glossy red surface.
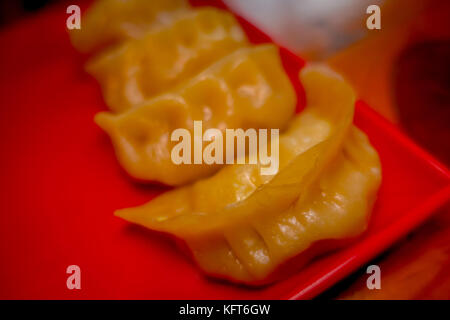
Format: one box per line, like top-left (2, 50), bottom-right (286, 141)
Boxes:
top-left (0, 0), bottom-right (449, 299)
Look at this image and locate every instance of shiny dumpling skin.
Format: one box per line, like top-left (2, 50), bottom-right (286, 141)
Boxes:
top-left (95, 45), bottom-right (296, 186)
top-left (115, 66), bottom-right (382, 283)
top-left (188, 126), bottom-right (381, 283)
top-left (115, 65), bottom-right (357, 234)
top-left (86, 8), bottom-right (249, 113)
top-left (69, 0), bottom-right (190, 53)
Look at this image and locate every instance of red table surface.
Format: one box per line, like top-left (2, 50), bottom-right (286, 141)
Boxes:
top-left (0, 1), bottom-right (449, 299)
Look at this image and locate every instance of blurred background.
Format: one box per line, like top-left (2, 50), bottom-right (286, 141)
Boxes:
top-left (0, 0), bottom-right (449, 299)
top-left (0, 0), bottom-right (56, 25)
top-left (1, 0), bottom-right (448, 164)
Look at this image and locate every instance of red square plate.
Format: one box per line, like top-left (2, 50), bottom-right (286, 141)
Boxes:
top-left (0, 0), bottom-right (449, 299)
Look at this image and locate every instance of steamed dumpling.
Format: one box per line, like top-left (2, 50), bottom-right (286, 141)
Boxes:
top-left (95, 45), bottom-right (296, 185)
top-left (115, 66), bottom-right (382, 283)
top-left (86, 8), bottom-right (249, 112)
top-left (70, 0), bottom-right (190, 53)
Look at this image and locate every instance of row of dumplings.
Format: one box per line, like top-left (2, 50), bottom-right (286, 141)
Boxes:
top-left (70, 0), bottom-right (381, 284)
top-left (71, 0), bottom-right (296, 186)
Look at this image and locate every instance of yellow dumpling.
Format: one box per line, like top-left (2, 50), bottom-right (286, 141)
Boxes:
top-left (87, 8), bottom-right (249, 113)
top-left (115, 66), bottom-right (382, 284)
top-left (70, 0), bottom-right (190, 53)
top-left (95, 45), bottom-right (296, 186)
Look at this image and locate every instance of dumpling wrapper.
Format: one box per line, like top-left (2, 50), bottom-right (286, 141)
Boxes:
top-left (95, 44), bottom-right (296, 186)
top-left (86, 7), bottom-right (249, 112)
top-left (70, 0), bottom-right (190, 53)
top-left (116, 66), bottom-right (382, 284)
